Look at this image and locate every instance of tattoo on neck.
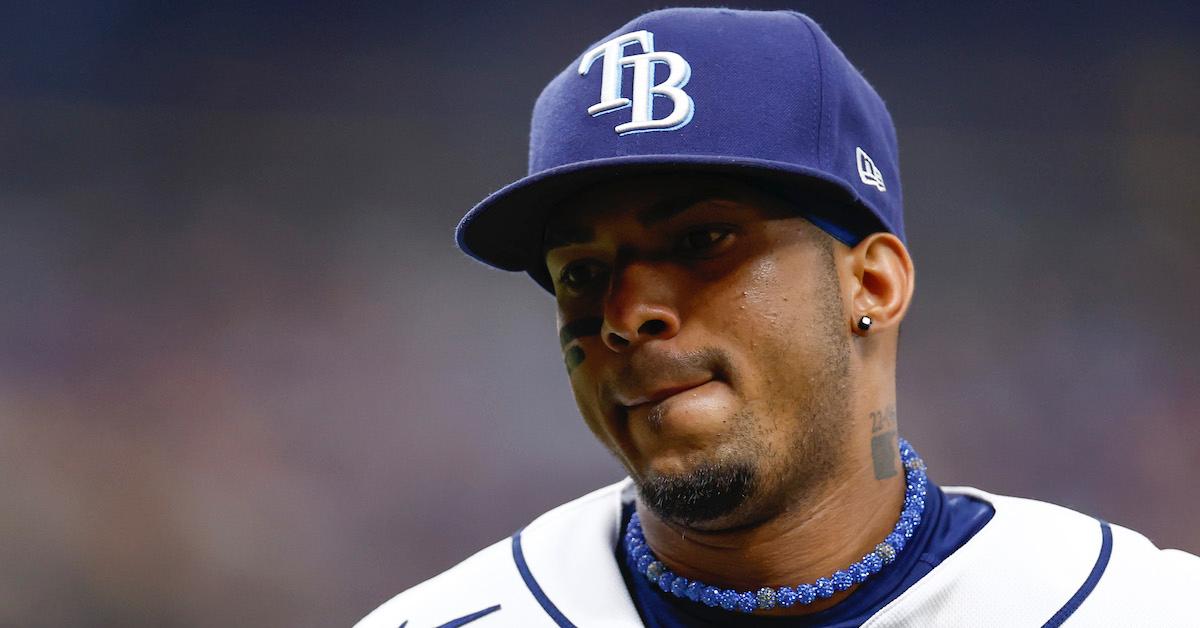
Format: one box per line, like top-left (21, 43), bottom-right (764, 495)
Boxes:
top-left (559, 317), bottom-right (602, 374)
top-left (870, 403), bottom-right (899, 480)
top-left (870, 403), bottom-right (897, 433)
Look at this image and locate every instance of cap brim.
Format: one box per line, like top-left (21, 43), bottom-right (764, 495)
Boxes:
top-left (456, 154), bottom-right (877, 292)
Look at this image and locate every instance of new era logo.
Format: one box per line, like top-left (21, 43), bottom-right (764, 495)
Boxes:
top-left (856, 147), bottom-right (886, 192)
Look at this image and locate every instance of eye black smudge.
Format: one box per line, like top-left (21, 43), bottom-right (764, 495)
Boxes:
top-left (564, 346), bottom-right (586, 374)
top-left (559, 317), bottom-right (603, 349)
top-left (560, 317), bottom-right (601, 375)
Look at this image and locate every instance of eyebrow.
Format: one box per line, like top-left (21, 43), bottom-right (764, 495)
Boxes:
top-left (542, 195), bottom-right (714, 253)
top-left (543, 222), bottom-right (595, 252)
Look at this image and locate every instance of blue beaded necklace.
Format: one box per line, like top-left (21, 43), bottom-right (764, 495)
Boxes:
top-left (624, 438), bottom-right (928, 614)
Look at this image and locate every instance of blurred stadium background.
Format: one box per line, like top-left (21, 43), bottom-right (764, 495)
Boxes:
top-left (1, 1), bottom-right (1197, 626)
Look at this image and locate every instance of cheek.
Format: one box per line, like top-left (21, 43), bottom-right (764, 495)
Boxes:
top-left (743, 256), bottom-right (787, 321)
top-left (565, 354), bottom-right (598, 411)
top-left (700, 255), bottom-right (794, 344)
top-left (556, 299), bottom-right (616, 444)
top-left (740, 247), bottom-right (835, 328)
top-left (563, 341), bottom-right (619, 441)
top-left (556, 294), bottom-right (604, 375)
top-left (706, 253), bottom-right (834, 401)
top-left (568, 360), bottom-right (642, 470)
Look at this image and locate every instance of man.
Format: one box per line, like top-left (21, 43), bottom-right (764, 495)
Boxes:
top-left (359, 8), bottom-right (1198, 627)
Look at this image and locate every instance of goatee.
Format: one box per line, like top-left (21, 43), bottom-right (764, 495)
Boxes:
top-left (636, 460), bottom-right (758, 527)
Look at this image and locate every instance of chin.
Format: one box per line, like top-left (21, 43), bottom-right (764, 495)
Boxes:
top-left (634, 457), bottom-right (760, 528)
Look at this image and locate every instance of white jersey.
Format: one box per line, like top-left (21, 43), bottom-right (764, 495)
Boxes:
top-left (357, 479), bottom-right (1200, 627)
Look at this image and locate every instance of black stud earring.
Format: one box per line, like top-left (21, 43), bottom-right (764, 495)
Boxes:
top-left (857, 315), bottom-right (873, 332)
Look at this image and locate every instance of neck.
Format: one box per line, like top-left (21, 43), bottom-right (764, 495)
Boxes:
top-left (635, 416), bottom-right (905, 615)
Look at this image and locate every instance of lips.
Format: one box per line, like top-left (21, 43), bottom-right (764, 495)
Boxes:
top-left (616, 378), bottom-right (713, 410)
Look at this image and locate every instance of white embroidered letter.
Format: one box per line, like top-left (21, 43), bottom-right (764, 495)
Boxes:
top-left (578, 30), bottom-right (694, 135)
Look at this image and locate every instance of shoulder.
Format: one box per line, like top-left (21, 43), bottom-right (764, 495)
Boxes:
top-left (354, 479), bottom-right (641, 628)
top-left (950, 486), bottom-right (1200, 576)
top-left (865, 486), bottom-right (1200, 627)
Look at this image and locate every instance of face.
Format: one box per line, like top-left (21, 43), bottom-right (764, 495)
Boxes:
top-left (544, 174), bottom-right (855, 530)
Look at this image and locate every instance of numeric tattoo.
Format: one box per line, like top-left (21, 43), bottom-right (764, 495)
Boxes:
top-left (869, 403), bottom-right (899, 480)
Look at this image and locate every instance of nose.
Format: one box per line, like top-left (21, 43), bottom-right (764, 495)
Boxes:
top-left (601, 260), bottom-right (681, 352)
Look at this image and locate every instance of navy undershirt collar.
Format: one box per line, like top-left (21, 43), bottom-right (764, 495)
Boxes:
top-left (616, 480), bottom-right (994, 627)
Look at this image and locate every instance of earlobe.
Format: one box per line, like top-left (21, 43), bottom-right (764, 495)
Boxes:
top-left (848, 233), bottom-right (915, 334)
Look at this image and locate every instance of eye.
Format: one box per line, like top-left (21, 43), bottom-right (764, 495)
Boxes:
top-left (678, 225), bottom-right (734, 256)
top-left (558, 259), bottom-right (608, 294)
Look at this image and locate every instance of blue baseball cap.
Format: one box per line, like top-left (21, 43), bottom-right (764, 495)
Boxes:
top-left (455, 7), bottom-right (903, 292)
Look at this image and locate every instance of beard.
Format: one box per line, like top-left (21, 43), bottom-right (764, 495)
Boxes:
top-left (632, 397), bottom-right (848, 530)
top-left (635, 407), bottom-right (762, 527)
top-left (633, 236), bottom-right (852, 529)
top-left (637, 461), bottom-right (757, 527)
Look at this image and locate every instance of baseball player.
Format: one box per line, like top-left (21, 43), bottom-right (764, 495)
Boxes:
top-left (358, 8), bottom-right (1199, 627)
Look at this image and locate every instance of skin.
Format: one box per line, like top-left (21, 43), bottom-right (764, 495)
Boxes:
top-left (543, 173), bottom-right (915, 615)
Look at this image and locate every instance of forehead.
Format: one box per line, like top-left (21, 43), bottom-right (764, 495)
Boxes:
top-left (543, 174), bottom-right (794, 244)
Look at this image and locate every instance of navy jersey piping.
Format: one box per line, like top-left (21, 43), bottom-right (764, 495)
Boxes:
top-left (435, 604), bottom-right (501, 627)
top-left (512, 530), bottom-right (578, 627)
top-left (1041, 520), bottom-right (1113, 628)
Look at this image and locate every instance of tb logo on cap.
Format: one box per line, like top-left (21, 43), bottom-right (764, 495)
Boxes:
top-left (578, 30), bottom-right (694, 136)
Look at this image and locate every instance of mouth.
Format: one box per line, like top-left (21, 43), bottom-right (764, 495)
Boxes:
top-left (625, 383), bottom-right (710, 410)
top-left (617, 378), bottom-right (713, 412)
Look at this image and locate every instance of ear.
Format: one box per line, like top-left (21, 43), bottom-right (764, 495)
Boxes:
top-left (846, 233), bottom-right (915, 334)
